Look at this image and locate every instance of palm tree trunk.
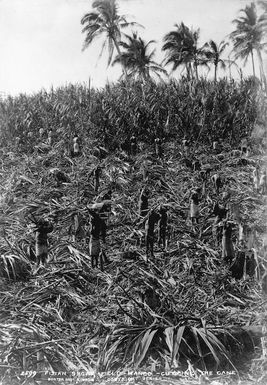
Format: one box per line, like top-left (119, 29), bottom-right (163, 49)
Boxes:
top-left (112, 37), bottom-right (128, 79)
top-left (227, 56), bottom-right (231, 80)
top-left (186, 63), bottom-right (191, 80)
top-left (214, 64), bottom-right (217, 82)
top-left (257, 49), bottom-right (267, 91)
top-left (194, 61), bottom-right (199, 80)
top-left (251, 50), bottom-right (255, 77)
top-left (144, 67), bottom-right (150, 82)
top-left (185, 64), bottom-right (191, 80)
top-left (239, 67), bottom-right (243, 83)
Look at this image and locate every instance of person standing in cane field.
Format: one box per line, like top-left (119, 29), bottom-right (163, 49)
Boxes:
top-left (39, 127), bottom-right (44, 138)
top-left (145, 210), bottom-right (160, 259)
top-left (182, 137), bottom-right (189, 156)
top-left (240, 136), bottom-right (249, 156)
top-left (142, 160), bottom-right (149, 181)
top-left (73, 136), bottom-right (81, 157)
top-left (212, 140), bottom-right (219, 153)
top-left (94, 165), bottom-right (101, 193)
top-left (190, 191), bottom-right (200, 225)
top-left (222, 221), bottom-right (235, 264)
top-left (35, 219), bottom-right (54, 266)
top-left (211, 173), bottom-right (223, 195)
top-left (155, 138), bottom-right (163, 158)
top-left (47, 130), bottom-right (53, 146)
top-left (252, 167), bottom-right (260, 192)
top-left (130, 135), bottom-right (137, 156)
top-left (158, 205), bottom-right (168, 250)
top-left (139, 188), bottom-right (149, 218)
top-left (88, 206), bottom-right (109, 270)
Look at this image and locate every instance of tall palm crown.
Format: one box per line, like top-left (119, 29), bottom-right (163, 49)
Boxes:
top-left (230, 2), bottom-right (266, 80)
top-left (113, 32), bottom-right (167, 81)
top-left (258, 0), bottom-right (267, 36)
top-left (81, 0), bottom-right (137, 68)
top-left (162, 23), bottom-right (206, 79)
top-left (203, 40), bottom-right (229, 81)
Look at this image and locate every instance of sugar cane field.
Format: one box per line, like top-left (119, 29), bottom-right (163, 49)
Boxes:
top-left (0, 77), bottom-right (267, 385)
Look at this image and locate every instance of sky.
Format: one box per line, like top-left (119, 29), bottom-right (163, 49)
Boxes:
top-left (0, 0), bottom-right (266, 97)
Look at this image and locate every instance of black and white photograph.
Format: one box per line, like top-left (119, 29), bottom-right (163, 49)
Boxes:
top-left (0, 0), bottom-right (267, 384)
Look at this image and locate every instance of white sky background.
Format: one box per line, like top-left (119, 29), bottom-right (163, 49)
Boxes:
top-left (0, 0), bottom-right (265, 97)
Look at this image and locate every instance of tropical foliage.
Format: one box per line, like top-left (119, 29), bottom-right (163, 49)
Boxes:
top-left (230, 2), bottom-right (267, 84)
top-left (113, 32), bottom-right (167, 81)
top-left (80, 1), bottom-right (267, 86)
top-left (81, 0), bottom-right (138, 70)
top-left (258, 0), bottom-right (267, 34)
top-left (162, 23), bottom-right (206, 79)
top-left (203, 40), bottom-right (230, 81)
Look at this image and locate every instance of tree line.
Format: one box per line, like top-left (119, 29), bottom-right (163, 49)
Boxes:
top-left (81, 0), bottom-right (267, 85)
top-left (0, 78), bottom-right (265, 152)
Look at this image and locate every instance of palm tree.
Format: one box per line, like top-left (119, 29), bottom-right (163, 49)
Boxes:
top-left (112, 33), bottom-right (167, 81)
top-left (226, 54), bottom-right (240, 80)
top-left (229, 2), bottom-right (267, 84)
top-left (258, 0), bottom-right (267, 36)
top-left (162, 23), bottom-right (206, 80)
top-left (81, 0), bottom-right (138, 75)
top-left (202, 40), bottom-right (229, 81)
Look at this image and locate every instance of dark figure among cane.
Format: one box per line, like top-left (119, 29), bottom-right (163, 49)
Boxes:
top-left (145, 210), bottom-right (160, 259)
top-left (139, 188), bottom-right (149, 218)
top-left (158, 205), bottom-right (168, 250)
top-left (155, 138), bottom-right (163, 158)
top-left (35, 219), bottom-right (54, 266)
top-left (94, 165), bottom-right (101, 193)
top-left (88, 207), bottom-right (109, 270)
top-left (72, 136), bottom-right (81, 157)
top-left (130, 135), bottom-right (137, 156)
top-left (222, 221), bottom-right (235, 264)
top-left (211, 173), bottom-right (223, 194)
top-left (190, 191), bottom-right (200, 225)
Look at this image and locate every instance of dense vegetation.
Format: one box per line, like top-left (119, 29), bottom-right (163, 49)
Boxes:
top-left (1, 0), bottom-right (266, 383)
top-left (0, 78), bottom-right (265, 152)
top-left (0, 77), bottom-right (266, 385)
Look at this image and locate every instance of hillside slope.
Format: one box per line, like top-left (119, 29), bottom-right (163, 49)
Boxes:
top-left (0, 137), bottom-right (266, 385)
